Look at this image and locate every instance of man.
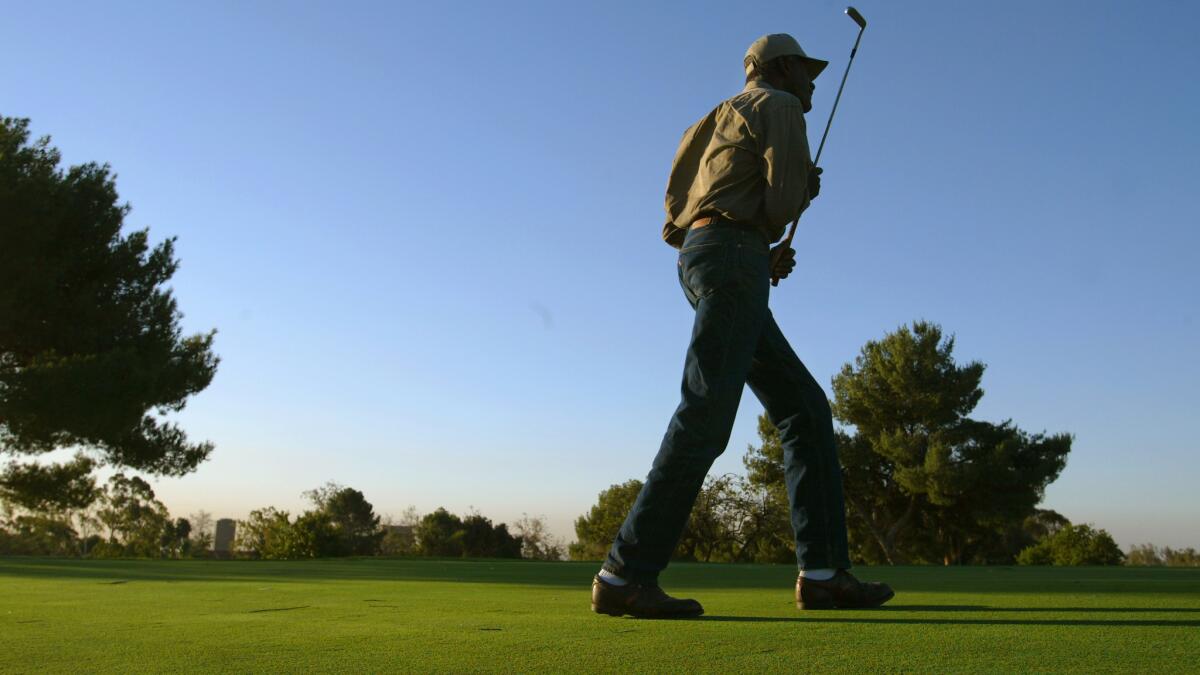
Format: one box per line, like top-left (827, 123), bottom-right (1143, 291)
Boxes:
top-left (590, 34), bottom-right (894, 618)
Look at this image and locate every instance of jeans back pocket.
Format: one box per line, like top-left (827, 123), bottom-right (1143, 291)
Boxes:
top-left (678, 241), bottom-right (729, 300)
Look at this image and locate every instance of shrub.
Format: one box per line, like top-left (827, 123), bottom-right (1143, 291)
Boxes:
top-left (1017, 524), bottom-right (1124, 566)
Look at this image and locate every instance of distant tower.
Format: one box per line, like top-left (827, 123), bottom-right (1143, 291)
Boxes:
top-left (214, 519), bottom-right (236, 558)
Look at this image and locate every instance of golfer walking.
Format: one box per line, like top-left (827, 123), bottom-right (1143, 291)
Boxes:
top-left (591, 33), bottom-right (894, 618)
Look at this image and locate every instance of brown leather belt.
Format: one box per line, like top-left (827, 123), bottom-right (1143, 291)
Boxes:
top-left (688, 215), bottom-right (769, 246)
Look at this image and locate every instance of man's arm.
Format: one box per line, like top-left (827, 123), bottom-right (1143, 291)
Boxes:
top-left (760, 99), bottom-right (813, 229)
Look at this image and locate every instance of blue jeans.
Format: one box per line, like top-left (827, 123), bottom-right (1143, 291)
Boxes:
top-left (603, 221), bottom-right (851, 583)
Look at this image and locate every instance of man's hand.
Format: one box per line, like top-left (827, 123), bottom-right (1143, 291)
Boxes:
top-left (808, 166), bottom-right (823, 200)
top-left (769, 244), bottom-right (796, 286)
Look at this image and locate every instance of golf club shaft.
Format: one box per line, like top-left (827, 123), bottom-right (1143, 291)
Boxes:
top-left (772, 10), bottom-right (866, 284)
top-left (813, 24), bottom-right (864, 167)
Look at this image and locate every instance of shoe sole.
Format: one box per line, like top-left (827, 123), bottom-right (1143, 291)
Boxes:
top-left (591, 603), bottom-right (625, 617)
top-left (591, 603), bottom-right (704, 619)
top-left (796, 588), bottom-right (895, 610)
top-left (796, 598), bottom-right (835, 610)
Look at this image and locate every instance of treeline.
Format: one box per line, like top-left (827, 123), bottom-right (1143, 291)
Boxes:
top-left (0, 473), bottom-right (196, 558)
top-left (0, 477), bottom-right (564, 561)
top-left (233, 484), bottom-right (564, 561)
top-left (0, 469), bottom-right (1184, 568)
top-left (569, 456), bottom-right (1129, 567)
top-left (1125, 544), bottom-right (1200, 567)
top-left (569, 323), bottom-right (1159, 568)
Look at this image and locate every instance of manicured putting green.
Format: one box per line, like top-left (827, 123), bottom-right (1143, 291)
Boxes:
top-left (2, 557), bottom-right (1197, 672)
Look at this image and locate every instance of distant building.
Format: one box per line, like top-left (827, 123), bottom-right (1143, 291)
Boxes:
top-left (385, 525), bottom-right (413, 537)
top-left (214, 519), bottom-right (236, 558)
top-left (382, 525), bottom-right (415, 555)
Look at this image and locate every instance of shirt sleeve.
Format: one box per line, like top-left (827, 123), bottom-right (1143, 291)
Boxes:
top-left (759, 100), bottom-right (812, 229)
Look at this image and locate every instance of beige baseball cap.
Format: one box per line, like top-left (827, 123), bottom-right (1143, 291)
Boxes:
top-left (744, 33), bottom-right (828, 80)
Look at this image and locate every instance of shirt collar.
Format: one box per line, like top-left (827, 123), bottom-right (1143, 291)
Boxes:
top-left (743, 79), bottom-right (775, 93)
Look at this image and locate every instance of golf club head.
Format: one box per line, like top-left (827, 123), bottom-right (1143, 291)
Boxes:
top-left (846, 6), bottom-right (867, 28)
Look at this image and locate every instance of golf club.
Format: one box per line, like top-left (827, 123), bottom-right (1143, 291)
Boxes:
top-left (772, 6), bottom-right (867, 286)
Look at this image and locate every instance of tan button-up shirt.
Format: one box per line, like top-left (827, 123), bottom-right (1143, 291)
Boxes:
top-left (662, 80), bottom-right (814, 248)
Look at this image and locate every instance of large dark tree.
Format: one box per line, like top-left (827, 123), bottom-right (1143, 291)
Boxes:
top-left (568, 480), bottom-right (643, 561)
top-left (0, 117), bottom-right (218, 506)
top-left (325, 487), bottom-right (384, 556)
top-left (460, 513), bottom-right (522, 559)
top-left (412, 507), bottom-right (522, 559)
top-left (416, 507), bottom-right (466, 557)
top-left (303, 482), bottom-right (385, 556)
top-left (831, 321), bottom-right (1072, 564)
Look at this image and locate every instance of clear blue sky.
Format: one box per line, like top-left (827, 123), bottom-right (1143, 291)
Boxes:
top-left (4, 1), bottom-right (1198, 549)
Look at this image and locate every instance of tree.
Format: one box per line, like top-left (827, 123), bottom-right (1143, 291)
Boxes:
top-left (288, 510), bottom-right (340, 558)
top-left (569, 480), bottom-right (643, 561)
top-left (93, 473), bottom-right (173, 557)
top-left (1125, 544), bottom-right (1163, 566)
top-left (461, 512), bottom-right (523, 558)
top-left (1017, 523), bottom-right (1124, 566)
top-left (236, 506), bottom-right (340, 560)
top-left (571, 476), bottom-right (778, 563)
top-left (1023, 508), bottom-right (1070, 541)
top-left (164, 517), bottom-right (191, 558)
top-left (514, 513), bottom-right (565, 561)
top-left (921, 421), bottom-right (1074, 564)
top-left (0, 513), bottom-right (78, 555)
top-left (235, 507), bottom-right (293, 559)
top-left (297, 482), bottom-right (385, 556)
top-left (235, 482), bottom-right (387, 558)
top-left (234, 484), bottom-right (388, 559)
top-left (0, 453), bottom-right (100, 513)
top-left (412, 507), bottom-right (523, 559)
top-left (831, 321), bottom-right (1071, 564)
top-left (1125, 544), bottom-right (1200, 567)
top-left (188, 510), bottom-right (214, 557)
top-left (0, 117), bottom-right (218, 509)
top-left (1162, 548), bottom-right (1200, 566)
top-left (300, 482), bottom-right (343, 512)
top-left (0, 451), bottom-right (102, 556)
top-left (416, 508), bottom-right (465, 557)
top-left (316, 484), bottom-right (384, 556)
top-left (673, 473), bottom-right (781, 563)
top-left (971, 508), bottom-right (1071, 566)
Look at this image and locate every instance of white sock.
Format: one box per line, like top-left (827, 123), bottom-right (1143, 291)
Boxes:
top-left (598, 568), bottom-right (629, 586)
top-left (799, 568), bottom-right (837, 581)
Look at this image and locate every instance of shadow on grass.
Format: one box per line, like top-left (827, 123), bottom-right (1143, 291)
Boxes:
top-left (697, 615), bottom-right (1200, 627)
top-left (887, 605), bottom-right (1200, 613)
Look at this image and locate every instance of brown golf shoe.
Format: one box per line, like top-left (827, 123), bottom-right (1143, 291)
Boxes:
top-left (591, 574), bottom-right (704, 619)
top-left (795, 569), bottom-right (895, 609)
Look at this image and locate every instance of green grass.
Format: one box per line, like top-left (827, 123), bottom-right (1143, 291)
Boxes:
top-left (2, 557), bottom-right (1198, 673)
